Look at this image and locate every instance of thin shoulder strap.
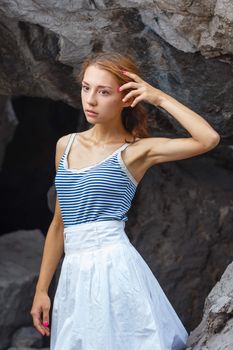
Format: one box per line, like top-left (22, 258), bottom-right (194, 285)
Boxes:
top-left (118, 142), bottom-right (130, 152)
top-left (64, 133), bottom-right (76, 155)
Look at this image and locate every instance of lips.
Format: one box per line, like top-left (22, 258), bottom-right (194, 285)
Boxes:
top-left (85, 109), bottom-right (98, 115)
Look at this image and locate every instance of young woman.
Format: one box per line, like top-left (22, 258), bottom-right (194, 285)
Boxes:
top-left (30, 51), bottom-right (220, 350)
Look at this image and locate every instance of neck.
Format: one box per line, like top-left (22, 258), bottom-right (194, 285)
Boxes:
top-left (89, 124), bottom-right (130, 144)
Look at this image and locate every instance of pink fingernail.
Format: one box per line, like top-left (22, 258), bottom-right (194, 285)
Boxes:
top-left (43, 321), bottom-right (49, 327)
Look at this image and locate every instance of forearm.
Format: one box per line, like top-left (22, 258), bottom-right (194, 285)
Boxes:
top-left (36, 220), bottom-right (64, 293)
top-left (157, 92), bottom-right (220, 147)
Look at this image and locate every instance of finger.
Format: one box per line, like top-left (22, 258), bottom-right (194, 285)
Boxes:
top-left (122, 89), bottom-right (141, 102)
top-left (31, 307), bottom-right (50, 336)
top-left (43, 308), bottom-right (50, 328)
top-left (32, 314), bottom-right (46, 336)
top-left (119, 82), bottom-right (139, 91)
top-left (42, 307), bottom-right (50, 336)
top-left (122, 71), bottom-right (143, 83)
top-left (131, 95), bottom-right (143, 107)
top-left (42, 323), bottom-right (50, 337)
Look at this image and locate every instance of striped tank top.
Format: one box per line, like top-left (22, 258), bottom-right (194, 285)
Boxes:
top-left (54, 132), bottom-right (138, 228)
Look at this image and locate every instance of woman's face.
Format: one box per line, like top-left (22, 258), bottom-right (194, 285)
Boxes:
top-left (81, 65), bottom-right (128, 124)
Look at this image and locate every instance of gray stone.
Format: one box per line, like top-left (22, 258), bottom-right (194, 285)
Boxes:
top-left (141, 0), bottom-right (233, 57)
top-left (0, 0), bottom-right (232, 59)
top-left (0, 0), bottom-right (232, 141)
top-left (186, 261), bottom-right (233, 349)
top-left (0, 0), bottom-right (232, 346)
top-left (126, 149), bottom-right (233, 330)
top-left (0, 96), bottom-right (18, 170)
top-left (10, 326), bottom-right (43, 348)
top-left (47, 184), bottom-right (56, 214)
top-left (0, 230), bottom-right (45, 350)
top-left (7, 348), bottom-right (49, 350)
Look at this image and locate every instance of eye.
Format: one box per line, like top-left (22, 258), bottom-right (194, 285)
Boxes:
top-left (100, 90), bottom-right (110, 95)
top-left (81, 85), bottom-right (110, 95)
top-left (81, 85), bottom-right (89, 91)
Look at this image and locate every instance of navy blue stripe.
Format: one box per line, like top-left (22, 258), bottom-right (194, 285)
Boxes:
top-left (54, 135), bottom-right (138, 228)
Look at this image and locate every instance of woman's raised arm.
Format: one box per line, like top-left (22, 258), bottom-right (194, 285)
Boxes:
top-left (119, 71), bottom-right (220, 165)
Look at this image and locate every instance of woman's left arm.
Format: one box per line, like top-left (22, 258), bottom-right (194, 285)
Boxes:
top-left (120, 71), bottom-right (221, 165)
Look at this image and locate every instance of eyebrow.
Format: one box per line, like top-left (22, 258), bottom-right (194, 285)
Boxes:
top-left (82, 80), bottom-right (113, 89)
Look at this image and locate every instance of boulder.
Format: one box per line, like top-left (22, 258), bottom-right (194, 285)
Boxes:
top-left (10, 326), bottom-right (43, 348)
top-left (186, 261), bottom-right (233, 349)
top-left (0, 230), bottom-right (45, 350)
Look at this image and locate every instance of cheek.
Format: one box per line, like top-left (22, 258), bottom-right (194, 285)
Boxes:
top-left (103, 102), bottom-right (121, 112)
top-left (104, 95), bottom-right (122, 106)
top-left (81, 91), bottom-right (85, 102)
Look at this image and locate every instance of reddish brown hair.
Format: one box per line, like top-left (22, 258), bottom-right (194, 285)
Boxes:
top-left (75, 51), bottom-right (150, 143)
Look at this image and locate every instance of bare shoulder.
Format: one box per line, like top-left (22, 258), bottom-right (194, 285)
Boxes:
top-left (126, 136), bottom-right (162, 157)
top-left (56, 133), bottom-right (72, 155)
top-left (132, 136), bottom-right (166, 148)
top-left (130, 136), bottom-right (180, 155)
top-left (124, 136), bottom-right (169, 169)
top-left (55, 133), bottom-right (73, 171)
top-left (121, 136), bottom-right (160, 184)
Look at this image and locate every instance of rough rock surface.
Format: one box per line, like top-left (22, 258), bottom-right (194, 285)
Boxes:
top-left (126, 148), bottom-right (233, 330)
top-left (0, 0), bottom-right (232, 346)
top-left (0, 230), bottom-right (45, 350)
top-left (186, 261), bottom-right (233, 349)
top-left (10, 327), bottom-right (43, 348)
top-left (0, 0), bottom-right (232, 142)
top-left (7, 348), bottom-right (49, 350)
top-left (0, 96), bottom-right (18, 170)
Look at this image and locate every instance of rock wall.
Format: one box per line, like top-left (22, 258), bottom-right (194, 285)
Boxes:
top-left (127, 152), bottom-right (233, 330)
top-left (187, 261), bottom-right (233, 350)
top-left (0, 0), bottom-right (232, 139)
top-left (0, 229), bottom-right (48, 349)
top-left (0, 0), bottom-right (232, 343)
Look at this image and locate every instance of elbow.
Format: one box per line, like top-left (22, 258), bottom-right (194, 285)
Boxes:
top-left (205, 132), bottom-right (221, 150)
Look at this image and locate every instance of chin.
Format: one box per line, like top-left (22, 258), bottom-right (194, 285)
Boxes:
top-left (86, 117), bottom-right (101, 124)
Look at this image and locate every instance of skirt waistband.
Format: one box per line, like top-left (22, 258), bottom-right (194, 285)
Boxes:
top-left (64, 219), bottom-right (125, 233)
top-left (63, 220), bottom-right (130, 254)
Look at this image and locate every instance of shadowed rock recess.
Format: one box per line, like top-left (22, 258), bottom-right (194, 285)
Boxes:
top-left (0, 1), bottom-right (233, 349)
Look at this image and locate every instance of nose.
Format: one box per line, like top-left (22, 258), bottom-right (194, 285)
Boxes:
top-left (86, 90), bottom-right (97, 106)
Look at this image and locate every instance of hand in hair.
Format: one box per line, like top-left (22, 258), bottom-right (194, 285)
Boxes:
top-left (119, 71), bottom-right (165, 108)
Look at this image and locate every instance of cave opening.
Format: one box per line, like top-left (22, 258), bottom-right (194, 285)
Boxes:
top-left (0, 96), bottom-right (87, 235)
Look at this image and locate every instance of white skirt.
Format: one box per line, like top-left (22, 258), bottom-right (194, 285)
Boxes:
top-left (50, 220), bottom-right (189, 350)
